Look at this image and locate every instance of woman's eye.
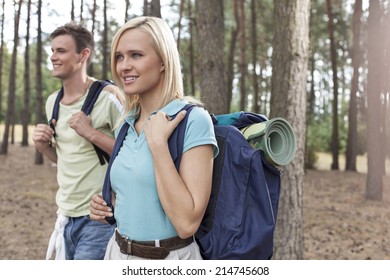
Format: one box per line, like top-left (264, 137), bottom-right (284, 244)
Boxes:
top-left (132, 53), bottom-right (142, 59)
top-left (115, 54), bottom-right (124, 61)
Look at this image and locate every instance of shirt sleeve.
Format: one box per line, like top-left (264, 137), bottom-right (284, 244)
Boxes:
top-left (183, 106), bottom-right (219, 158)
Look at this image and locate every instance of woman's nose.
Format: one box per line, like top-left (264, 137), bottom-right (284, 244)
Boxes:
top-left (120, 57), bottom-right (133, 71)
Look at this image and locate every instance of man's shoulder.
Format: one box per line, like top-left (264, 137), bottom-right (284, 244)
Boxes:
top-left (98, 81), bottom-right (124, 105)
top-left (101, 83), bottom-right (121, 95)
top-left (46, 89), bottom-right (61, 104)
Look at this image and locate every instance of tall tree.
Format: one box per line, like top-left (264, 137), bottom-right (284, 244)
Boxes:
top-left (366, 1), bottom-right (385, 200)
top-left (326, 0), bottom-right (340, 170)
top-left (143, 0), bottom-right (161, 17)
top-left (195, 0), bottom-right (226, 114)
top-left (22, 0), bottom-right (32, 146)
top-left (1, 0), bottom-right (23, 154)
top-left (0, 0), bottom-right (5, 129)
top-left (226, 0), bottom-right (239, 112)
top-left (88, 0), bottom-right (97, 76)
top-left (143, 0), bottom-right (148, 15)
top-left (250, 0), bottom-right (260, 113)
top-left (124, 0), bottom-right (130, 23)
top-left (102, 0), bottom-right (108, 79)
top-left (187, 0), bottom-right (195, 97)
top-left (80, 0), bottom-right (84, 23)
top-left (71, 0), bottom-right (75, 21)
top-left (176, 0), bottom-right (185, 49)
top-left (34, 0), bottom-right (44, 165)
top-left (150, 0), bottom-right (161, 17)
top-left (271, 0), bottom-right (310, 259)
top-left (345, 0), bottom-right (362, 171)
top-left (384, 4), bottom-right (390, 162)
top-left (238, 0), bottom-right (247, 111)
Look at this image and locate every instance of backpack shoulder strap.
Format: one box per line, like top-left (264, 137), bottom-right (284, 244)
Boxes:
top-left (103, 122), bottom-right (129, 225)
top-left (168, 104), bottom-right (196, 170)
top-left (48, 88), bottom-right (64, 134)
top-left (82, 80), bottom-right (114, 165)
top-left (81, 80), bottom-right (113, 115)
top-left (49, 81), bottom-right (114, 165)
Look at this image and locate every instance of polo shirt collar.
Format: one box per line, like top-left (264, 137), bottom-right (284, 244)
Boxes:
top-left (124, 98), bottom-right (189, 126)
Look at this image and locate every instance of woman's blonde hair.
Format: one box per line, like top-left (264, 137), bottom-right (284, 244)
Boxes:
top-left (111, 16), bottom-right (186, 119)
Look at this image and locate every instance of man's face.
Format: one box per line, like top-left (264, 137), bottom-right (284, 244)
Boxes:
top-left (50, 34), bottom-right (84, 80)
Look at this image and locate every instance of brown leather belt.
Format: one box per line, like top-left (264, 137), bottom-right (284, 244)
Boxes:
top-left (115, 230), bottom-right (194, 259)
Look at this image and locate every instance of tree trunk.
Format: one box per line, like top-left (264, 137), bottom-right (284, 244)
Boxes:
top-left (238, 0), bottom-right (246, 111)
top-left (143, 0), bottom-right (148, 16)
top-left (226, 0), bottom-right (239, 112)
top-left (176, 0), bottom-right (185, 49)
top-left (187, 0), bottom-right (195, 97)
top-left (150, 0), bottom-right (161, 17)
top-left (195, 0), bottom-right (226, 114)
top-left (326, 0), bottom-right (339, 170)
top-left (366, 1), bottom-right (384, 200)
top-left (124, 0), bottom-right (130, 23)
top-left (271, 0), bottom-right (310, 260)
top-left (22, 0), bottom-right (32, 146)
top-left (346, 0), bottom-right (362, 171)
top-left (305, 56), bottom-right (316, 169)
top-left (384, 8), bottom-right (390, 163)
top-left (102, 0), bottom-right (108, 80)
top-left (71, 0), bottom-right (75, 21)
top-left (88, 0), bottom-right (97, 77)
top-left (259, 55), bottom-right (267, 114)
top-left (250, 0), bottom-right (259, 113)
top-left (34, 0), bottom-right (44, 165)
top-left (1, 0), bottom-right (23, 154)
top-left (0, 0), bottom-right (5, 133)
top-left (80, 0), bottom-right (84, 23)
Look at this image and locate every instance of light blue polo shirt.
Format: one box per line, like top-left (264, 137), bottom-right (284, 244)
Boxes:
top-left (110, 99), bottom-right (218, 241)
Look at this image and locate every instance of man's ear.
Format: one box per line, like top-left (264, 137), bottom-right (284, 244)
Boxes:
top-left (80, 48), bottom-right (91, 63)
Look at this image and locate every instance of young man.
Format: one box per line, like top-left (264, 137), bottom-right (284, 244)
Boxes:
top-left (33, 22), bottom-right (123, 260)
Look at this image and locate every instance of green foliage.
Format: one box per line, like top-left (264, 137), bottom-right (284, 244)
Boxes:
top-left (0, 47), bottom-right (10, 121)
top-left (307, 113), bottom-right (333, 153)
top-left (0, 0), bottom-right (374, 166)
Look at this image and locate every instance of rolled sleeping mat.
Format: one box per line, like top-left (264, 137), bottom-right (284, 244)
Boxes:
top-left (240, 117), bottom-right (296, 166)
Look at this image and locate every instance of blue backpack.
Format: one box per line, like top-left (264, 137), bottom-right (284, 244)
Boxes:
top-left (103, 104), bottom-right (281, 260)
top-left (49, 80), bottom-right (114, 165)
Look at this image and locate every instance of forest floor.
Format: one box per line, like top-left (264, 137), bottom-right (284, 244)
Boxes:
top-left (0, 131), bottom-right (390, 260)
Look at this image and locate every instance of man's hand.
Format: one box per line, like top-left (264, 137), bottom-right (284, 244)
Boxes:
top-left (69, 112), bottom-right (93, 139)
top-left (33, 123), bottom-right (55, 151)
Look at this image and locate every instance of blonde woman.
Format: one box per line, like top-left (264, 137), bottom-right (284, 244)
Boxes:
top-left (89, 16), bottom-right (218, 260)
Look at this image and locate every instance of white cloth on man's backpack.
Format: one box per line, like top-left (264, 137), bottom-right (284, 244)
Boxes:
top-left (46, 213), bottom-right (69, 260)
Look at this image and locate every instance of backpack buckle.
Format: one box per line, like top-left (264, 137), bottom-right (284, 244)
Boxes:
top-left (48, 119), bottom-right (56, 137)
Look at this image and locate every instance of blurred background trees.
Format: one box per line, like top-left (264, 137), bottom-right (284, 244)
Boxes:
top-left (0, 0), bottom-right (389, 259)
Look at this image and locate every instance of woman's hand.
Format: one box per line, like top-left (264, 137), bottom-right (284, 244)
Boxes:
top-left (144, 110), bottom-right (187, 151)
top-left (89, 194), bottom-right (113, 223)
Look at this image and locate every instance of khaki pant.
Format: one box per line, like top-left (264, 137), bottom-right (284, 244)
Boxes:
top-left (104, 232), bottom-right (203, 260)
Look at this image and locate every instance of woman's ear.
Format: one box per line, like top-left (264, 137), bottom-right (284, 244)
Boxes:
top-left (160, 63), bottom-right (165, 72)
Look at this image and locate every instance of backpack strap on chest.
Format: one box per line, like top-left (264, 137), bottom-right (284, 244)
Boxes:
top-left (49, 80), bottom-right (113, 165)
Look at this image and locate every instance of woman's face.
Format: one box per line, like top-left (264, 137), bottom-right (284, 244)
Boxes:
top-left (114, 28), bottom-right (165, 97)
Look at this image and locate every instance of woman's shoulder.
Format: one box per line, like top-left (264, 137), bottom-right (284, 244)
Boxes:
top-left (188, 104), bottom-right (210, 119)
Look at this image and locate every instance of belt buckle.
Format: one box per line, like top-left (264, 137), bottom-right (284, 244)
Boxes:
top-left (126, 238), bottom-right (133, 255)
